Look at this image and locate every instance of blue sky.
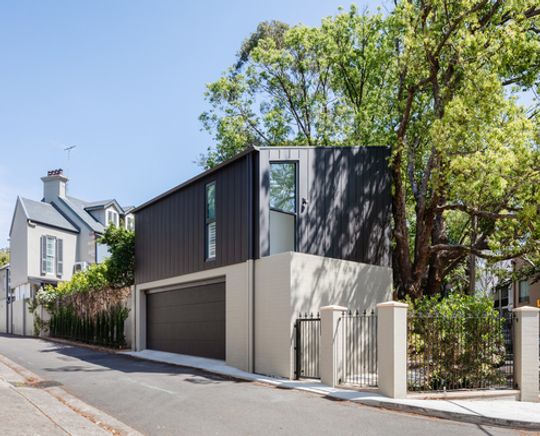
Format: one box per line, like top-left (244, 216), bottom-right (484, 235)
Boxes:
top-left (0, 0), bottom-right (387, 246)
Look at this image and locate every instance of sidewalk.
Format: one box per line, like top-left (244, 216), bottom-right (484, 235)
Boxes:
top-left (123, 349), bottom-right (540, 431)
top-left (0, 353), bottom-right (141, 436)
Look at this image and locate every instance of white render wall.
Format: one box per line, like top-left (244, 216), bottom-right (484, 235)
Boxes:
top-left (255, 252), bottom-right (393, 379)
top-left (27, 223), bottom-right (77, 283)
top-left (11, 300), bottom-right (33, 336)
top-left (135, 253), bottom-right (392, 379)
top-left (0, 299), bottom-right (7, 333)
top-left (9, 201), bottom-right (28, 289)
top-left (134, 261), bottom-right (253, 372)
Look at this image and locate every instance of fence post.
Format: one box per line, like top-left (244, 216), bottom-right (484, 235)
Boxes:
top-left (513, 306), bottom-right (539, 402)
top-left (319, 305), bottom-right (347, 387)
top-left (377, 301), bottom-right (408, 399)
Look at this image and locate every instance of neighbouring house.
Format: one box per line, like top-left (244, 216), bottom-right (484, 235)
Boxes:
top-left (0, 264), bottom-right (9, 299)
top-left (133, 146), bottom-right (393, 379)
top-left (512, 259), bottom-right (540, 309)
top-left (476, 259), bottom-right (514, 316)
top-left (8, 169), bottom-right (134, 302)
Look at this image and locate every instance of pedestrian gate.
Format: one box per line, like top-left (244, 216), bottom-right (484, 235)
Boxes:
top-left (294, 314), bottom-right (320, 379)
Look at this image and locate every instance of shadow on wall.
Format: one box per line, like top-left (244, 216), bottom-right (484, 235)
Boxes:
top-left (259, 147), bottom-right (391, 267)
top-left (290, 254), bottom-right (393, 317)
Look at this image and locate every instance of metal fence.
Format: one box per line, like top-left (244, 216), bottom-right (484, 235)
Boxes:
top-left (294, 314), bottom-right (320, 379)
top-left (338, 310), bottom-right (378, 387)
top-left (408, 313), bottom-right (514, 392)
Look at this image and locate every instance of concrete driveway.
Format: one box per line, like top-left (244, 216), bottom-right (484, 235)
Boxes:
top-left (0, 335), bottom-right (525, 436)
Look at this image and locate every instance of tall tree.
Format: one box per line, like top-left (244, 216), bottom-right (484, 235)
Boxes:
top-left (200, 2), bottom-right (540, 297)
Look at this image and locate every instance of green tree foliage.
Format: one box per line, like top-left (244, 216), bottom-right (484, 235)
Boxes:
top-left (99, 225), bottom-right (135, 288)
top-left (407, 293), bottom-right (508, 391)
top-left (0, 249), bottom-right (9, 267)
top-left (200, 2), bottom-right (540, 297)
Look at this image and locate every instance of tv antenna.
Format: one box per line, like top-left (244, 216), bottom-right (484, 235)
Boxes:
top-left (64, 145), bottom-right (76, 176)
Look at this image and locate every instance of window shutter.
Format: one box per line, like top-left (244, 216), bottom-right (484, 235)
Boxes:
top-left (56, 238), bottom-right (63, 277)
top-left (40, 236), bottom-right (46, 275)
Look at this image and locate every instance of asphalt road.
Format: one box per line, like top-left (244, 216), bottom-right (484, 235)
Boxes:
top-left (0, 335), bottom-right (525, 436)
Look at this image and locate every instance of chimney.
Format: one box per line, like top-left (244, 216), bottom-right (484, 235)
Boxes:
top-left (41, 169), bottom-right (68, 202)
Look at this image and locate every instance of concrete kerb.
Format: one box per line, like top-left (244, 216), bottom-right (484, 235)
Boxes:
top-left (0, 352), bottom-right (142, 436)
top-left (123, 349), bottom-right (540, 431)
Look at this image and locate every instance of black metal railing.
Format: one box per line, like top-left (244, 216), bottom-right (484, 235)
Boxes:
top-left (408, 313), bottom-right (514, 392)
top-left (294, 313), bottom-right (320, 380)
top-left (339, 310), bottom-right (378, 387)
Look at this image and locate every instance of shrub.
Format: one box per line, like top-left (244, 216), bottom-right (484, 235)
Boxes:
top-left (406, 293), bottom-right (509, 391)
top-left (98, 225), bottom-right (135, 288)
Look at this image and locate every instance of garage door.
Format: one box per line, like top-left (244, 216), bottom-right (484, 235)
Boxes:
top-left (146, 281), bottom-right (225, 359)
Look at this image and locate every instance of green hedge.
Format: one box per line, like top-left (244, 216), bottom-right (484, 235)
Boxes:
top-left (49, 304), bottom-right (129, 348)
top-left (406, 293), bottom-right (511, 391)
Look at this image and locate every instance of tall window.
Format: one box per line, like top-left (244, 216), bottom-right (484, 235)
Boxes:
top-left (269, 162), bottom-right (297, 255)
top-left (270, 162), bottom-right (296, 213)
top-left (206, 182), bottom-right (216, 260)
top-left (519, 280), bottom-right (530, 304)
top-left (45, 236), bottom-right (56, 274)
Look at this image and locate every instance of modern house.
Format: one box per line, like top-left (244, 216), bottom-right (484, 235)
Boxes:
top-left (8, 169), bottom-right (134, 301)
top-left (133, 146), bottom-right (393, 379)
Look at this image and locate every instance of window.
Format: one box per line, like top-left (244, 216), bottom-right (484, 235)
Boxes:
top-left (206, 182), bottom-right (216, 260)
top-left (500, 285), bottom-right (509, 308)
top-left (125, 215), bottom-right (135, 231)
top-left (269, 162), bottom-right (297, 255)
top-left (270, 162), bottom-right (296, 214)
top-left (519, 280), bottom-right (530, 304)
top-left (43, 236), bottom-right (56, 274)
top-left (106, 209), bottom-right (119, 227)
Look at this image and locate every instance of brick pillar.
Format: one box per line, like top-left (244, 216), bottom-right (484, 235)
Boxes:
top-left (319, 305), bottom-right (347, 387)
top-left (513, 306), bottom-right (540, 402)
top-left (377, 301), bottom-right (408, 399)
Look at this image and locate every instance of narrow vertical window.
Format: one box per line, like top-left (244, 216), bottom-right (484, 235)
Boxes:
top-left (45, 236), bottom-right (56, 274)
top-left (206, 182), bottom-right (216, 260)
top-left (519, 280), bottom-right (530, 304)
top-left (269, 162), bottom-right (297, 255)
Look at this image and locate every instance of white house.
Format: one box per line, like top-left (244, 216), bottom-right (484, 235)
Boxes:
top-left (8, 169), bottom-right (134, 301)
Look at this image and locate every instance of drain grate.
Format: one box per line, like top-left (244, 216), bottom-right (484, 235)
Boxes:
top-left (10, 380), bottom-right (63, 389)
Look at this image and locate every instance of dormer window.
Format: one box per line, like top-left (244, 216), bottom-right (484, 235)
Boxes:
top-left (106, 209), bottom-right (119, 227)
top-left (125, 215), bottom-right (135, 231)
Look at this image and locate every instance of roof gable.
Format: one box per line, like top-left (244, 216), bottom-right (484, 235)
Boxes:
top-left (14, 197), bottom-right (79, 233)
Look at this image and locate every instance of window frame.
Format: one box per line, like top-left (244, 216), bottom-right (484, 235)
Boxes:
top-left (518, 279), bottom-right (530, 304)
top-left (269, 160), bottom-right (298, 253)
top-left (125, 214), bottom-right (135, 231)
top-left (106, 208), bottom-right (119, 227)
top-left (44, 235), bottom-right (56, 275)
top-left (205, 181), bottom-right (217, 261)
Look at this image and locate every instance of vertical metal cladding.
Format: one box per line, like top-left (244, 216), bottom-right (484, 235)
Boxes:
top-left (135, 154), bottom-right (253, 284)
top-left (135, 146), bottom-right (391, 285)
top-left (258, 147), bottom-right (391, 267)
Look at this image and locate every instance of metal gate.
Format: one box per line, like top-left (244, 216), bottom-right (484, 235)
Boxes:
top-left (338, 310), bottom-right (378, 387)
top-left (294, 314), bottom-right (320, 379)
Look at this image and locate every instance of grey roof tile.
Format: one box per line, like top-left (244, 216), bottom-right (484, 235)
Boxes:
top-left (63, 196), bottom-right (105, 233)
top-left (20, 198), bottom-right (78, 233)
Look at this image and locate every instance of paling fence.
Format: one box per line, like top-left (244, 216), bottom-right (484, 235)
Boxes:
top-left (407, 312), bottom-right (514, 392)
top-left (338, 310), bottom-right (378, 387)
top-left (294, 313), bottom-right (321, 379)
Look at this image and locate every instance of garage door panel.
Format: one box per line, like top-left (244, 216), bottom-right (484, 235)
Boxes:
top-left (146, 281), bottom-right (225, 359)
top-left (148, 283), bottom-right (225, 308)
top-left (147, 320), bottom-right (225, 342)
top-left (147, 301), bottom-right (225, 324)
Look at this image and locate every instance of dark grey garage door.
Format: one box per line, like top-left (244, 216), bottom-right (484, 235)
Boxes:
top-left (146, 281), bottom-right (225, 359)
